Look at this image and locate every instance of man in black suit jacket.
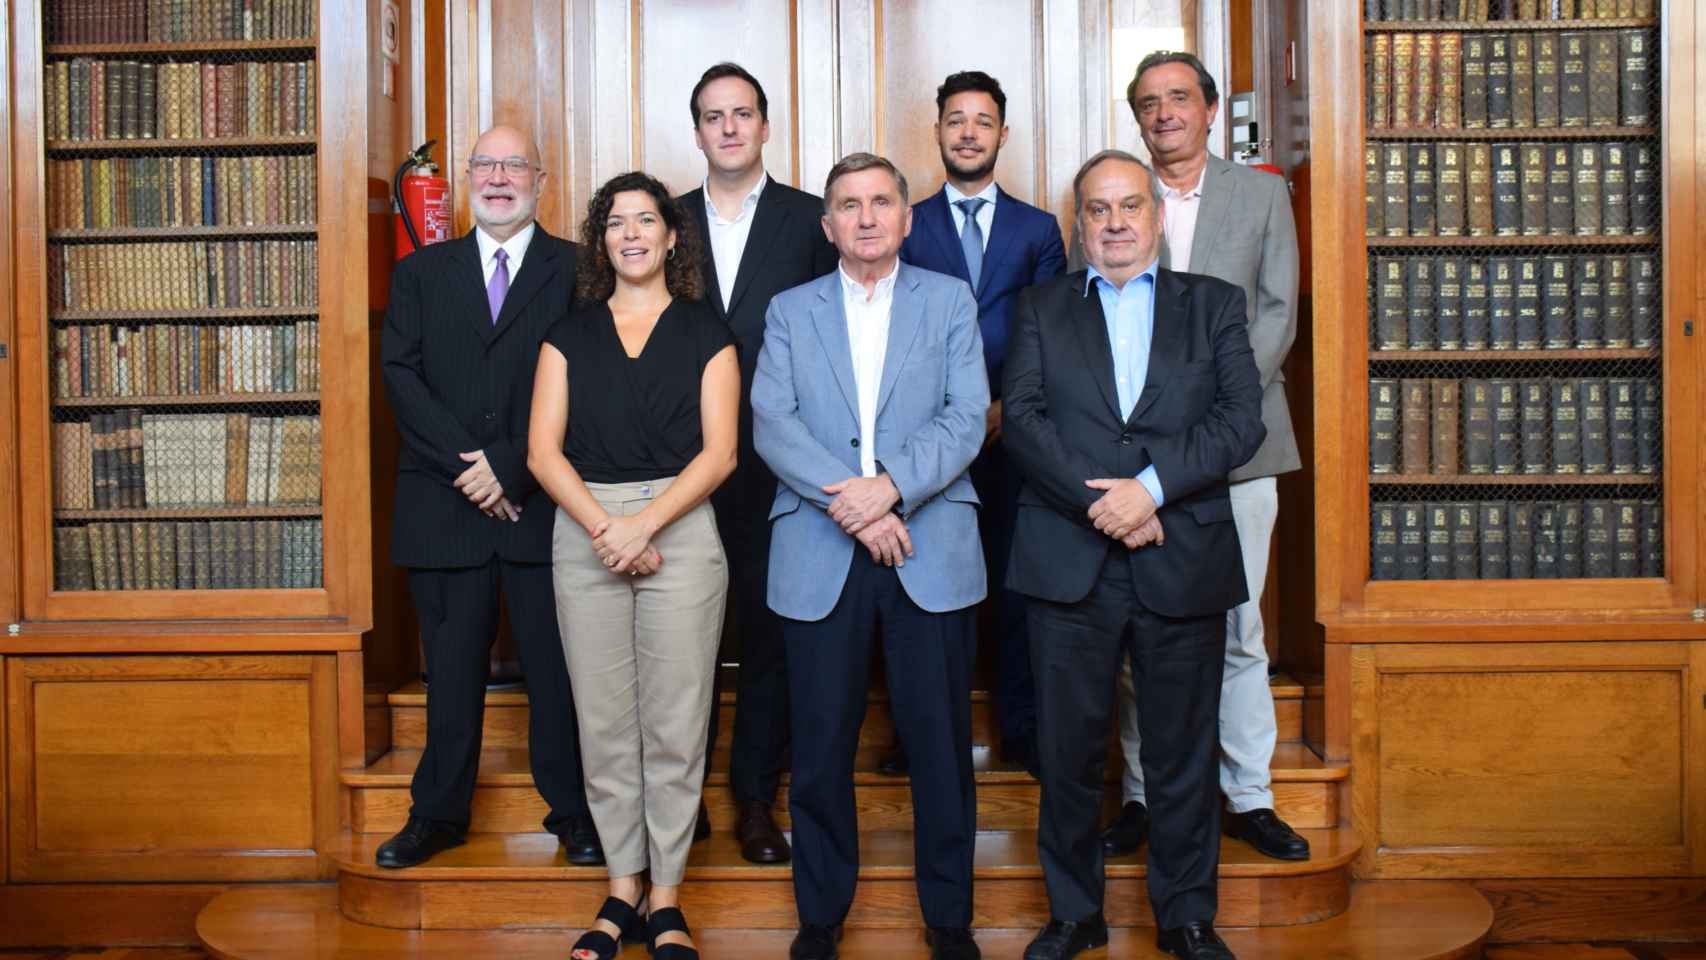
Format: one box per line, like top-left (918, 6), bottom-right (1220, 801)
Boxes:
top-left (676, 63), bottom-right (839, 864)
top-left (377, 125), bottom-right (597, 869)
top-left (1002, 151), bottom-right (1265, 960)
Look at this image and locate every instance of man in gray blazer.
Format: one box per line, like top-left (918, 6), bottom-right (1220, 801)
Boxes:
top-left (752, 152), bottom-right (988, 960)
top-left (1099, 51), bottom-right (1308, 863)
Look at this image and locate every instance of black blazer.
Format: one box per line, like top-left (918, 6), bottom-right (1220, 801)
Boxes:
top-left (678, 176), bottom-right (839, 518)
top-left (380, 227), bottom-right (578, 568)
top-left (1000, 268), bottom-right (1266, 617)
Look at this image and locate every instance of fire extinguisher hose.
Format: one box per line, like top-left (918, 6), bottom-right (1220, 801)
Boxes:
top-left (394, 139), bottom-right (438, 254)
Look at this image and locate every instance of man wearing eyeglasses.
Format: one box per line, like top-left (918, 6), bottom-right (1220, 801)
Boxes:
top-left (378, 124), bottom-right (599, 869)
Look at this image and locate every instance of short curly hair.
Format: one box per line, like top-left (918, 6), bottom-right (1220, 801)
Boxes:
top-left (575, 171), bottom-right (704, 303)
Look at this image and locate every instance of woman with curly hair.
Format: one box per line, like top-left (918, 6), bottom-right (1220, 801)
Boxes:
top-left (527, 171), bottom-right (738, 960)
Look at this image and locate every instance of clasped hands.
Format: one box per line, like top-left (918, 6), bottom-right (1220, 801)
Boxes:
top-left (455, 450), bottom-right (521, 521)
top-left (589, 513), bottom-right (664, 577)
top-left (1086, 477), bottom-right (1164, 550)
top-left (824, 474), bottom-right (912, 568)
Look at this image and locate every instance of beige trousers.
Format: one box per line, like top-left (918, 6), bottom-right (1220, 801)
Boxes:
top-left (551, 476), bottom-right (727, 884)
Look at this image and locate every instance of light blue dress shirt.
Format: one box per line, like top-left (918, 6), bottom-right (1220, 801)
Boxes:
top-left (1086, 260), bottom-right (1166, 506)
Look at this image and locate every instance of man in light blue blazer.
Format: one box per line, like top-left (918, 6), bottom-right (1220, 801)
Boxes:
top-left (752, 152), bottom-right (989, 960)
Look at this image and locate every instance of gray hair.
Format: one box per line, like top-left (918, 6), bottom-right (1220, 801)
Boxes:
top-left (823, 152), bottom-right (910, 212)
top-left (1071, 149), bottom-right (1162, 212)
top-left (1128, 50), bottom-right (1220, 114)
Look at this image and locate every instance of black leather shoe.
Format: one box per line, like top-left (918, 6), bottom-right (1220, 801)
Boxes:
top-left (1023, 915), bottom-right (1108, 960)
top-left (735, 800), bottom-right (792, 863)
top-left (556, 815), bottom-right (605, 866)
top-left (926, 926), bottom-right (981, 960)
top-left (1157, 921), bottom-right (1236, 959)
top-left (1223, 808), bottom-right (1310, 860)
top-left (693, 799), bottom-right (711, 842)
top-left (877, 742), bottom-right (909, 777)
top-left (1100, 800), bottom-right (1149, 856)
top-left (789, 923), bottom-right (843, 960)
top-left (1001, 732), bottom-right (1042, 778)
top-left (375, 816), bottom-right (465, 868)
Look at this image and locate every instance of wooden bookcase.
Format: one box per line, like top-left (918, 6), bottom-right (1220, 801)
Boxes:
top-left (1310, 2), bottom-right (1706, 892)
top-left (7, 0), bottom-right (372, 624)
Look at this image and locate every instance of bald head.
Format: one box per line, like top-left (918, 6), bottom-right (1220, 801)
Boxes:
top-left (467, 125), bottom-right (546, 240)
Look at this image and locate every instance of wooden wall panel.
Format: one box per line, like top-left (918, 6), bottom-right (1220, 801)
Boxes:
top-left (1351, 642), bottom-right (1706, 880)
top-left (6, 655), bottom-right (338, 882)
top-left (0, 0), bottom-right (17, 625)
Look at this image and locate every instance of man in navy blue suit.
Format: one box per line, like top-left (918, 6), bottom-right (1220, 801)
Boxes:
top-left (896, 70), bottom-right (1067, 776)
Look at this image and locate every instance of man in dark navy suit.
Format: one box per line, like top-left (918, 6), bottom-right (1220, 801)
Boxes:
top-left (897, 70), bottom-right (1066, 776)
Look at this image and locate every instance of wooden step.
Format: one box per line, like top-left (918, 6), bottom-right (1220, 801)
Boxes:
top-left (198, 878), bottom-right (1489, 958)
top-left (325, 827), bottom-right (1359, 930)
top-left (386, 673), bottom-right (1307, 750)
top-left (345, 741), bottom-right (1344, 835)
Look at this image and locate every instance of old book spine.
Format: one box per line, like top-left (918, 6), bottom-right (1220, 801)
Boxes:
top-left (1371, 380), bottom-right (1401, 474)
top-left (1533, 33), bottom-right (1560, 127)
top-left (1612, 500), bottom-right (1640, 578)
top-left (1520, 378), bottom-right (1550, 473)
top-left (1533, 502), bottom-right (1559, 579)
top-left (1636, 377), bottom-right (1660, 474)
top-left (1510, 32), bottom-right (1535, 128)
top-left (1551, 380), bottom-right (1581, 473)
top-left (1600, 140), bottom-right (1629, 235)
top-left (1559, 32), bottom-right (1588, 127)
top-left (1608, 378), bottom-right (1638, 474)
top-left (1465, 142), bottom-right (1494, 237)
top-left (1629, 142), bottom-right (1657, 236)
top-left (1627, 253), bottom-right (1658, 351)
top-left (1582, 500), bottom-right (1614, 577)
top-left (1557, 500), bottom-right (1585, 577)
top-left (1579, 377), bottom-right (1610, 474)
top-left (174, 521), bottom-right (193, 588)
top-left (1436, 256), bottom-right (1464, 349)
top-left (1408, 143), bottom-right (1436, 236)
top-left (1401, 379), bottom-right (1432, 475)
top-left (1479, 501), bottom-right (1510, 580)
top-left (1426, 502), bottom-right (1454, 579)
top-left (1544, 143), bottom-right (1573, 236)
top-left (1515, 256), bottom-right (1542, 349)
top-left (1414, 33), bottom-right (1437, 128)
top-left (120, 61), bottom-right (139, 140)
top-left (1399, 502), bottom-right (1427, 579)
top-left (1488, 256), bottom-right (1517, 349)
top-left (1377, 256), bottom-right (1409, 350)
top-left (1463, 257), bottom-right (1491, 349)
top-left (139, 61), bottom-right (156, 139)
top-left (1491, 378), bottom-right (1521, 474)
top-left (1437, 33), bottom-right (1462, 128)
top-left (1462, 378), bottom-right (1495, 474)
top-left (1586, 30), bottom-right (1619, 127)
top-left (1572, 142), bottom-right (1601, 236)
top-left (1574, 254), bottom-right (1604, 347)
top-left (1407, 255), bottom-right (1437, 348)
top-left (1365, 144), bottom-right (1383, 236)
top-left (1519, 142), bottom-right (1547, 236)
top-left (1509, 501), bottom-right (1536, 579)
top-left (1541, 255), bottom-right (1573, 348)
top-left (1392, 32), bottom-right (1417, 128)
top-left (1373, 504), bottom-right (1400, 581)
top-left (1435, 142), bottom-right (1465, 236)
top-left (1618, 28), bottom-right (1651, 126)
top-left (1640, 499), bottom-right (1662, 577)
top-left (1431, 379), bottom-right (1461, 474)
top-left (1486, 33), bottom-right (1512, 128)
top-left (1602, 253), bottom-right (1631, 348)
top-left (1451, 502), bottom-right (1480, 579)
top-left (1462, 34), bottom-right (1489, 128)
top-left (1491, 142), bottom-right (1521, 236)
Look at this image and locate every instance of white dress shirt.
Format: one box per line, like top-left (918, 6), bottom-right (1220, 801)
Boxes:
top-left (703, 172), bottom-right (768, 309)
top-left (475, 221), bottom-right (536, 285)
top-left (943, 180), bottom-right (998, 252)
top-left (840, 261), bottom-right (899, 478)
top-left (1160, 165), bottom-right (1207, 273)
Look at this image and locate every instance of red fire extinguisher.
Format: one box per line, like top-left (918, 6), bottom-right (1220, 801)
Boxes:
top-left (394, 140), bottom-right (452, 261)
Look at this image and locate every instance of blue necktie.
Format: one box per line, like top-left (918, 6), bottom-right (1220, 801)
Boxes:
top-left (956, 197), bottom-right (986, 291)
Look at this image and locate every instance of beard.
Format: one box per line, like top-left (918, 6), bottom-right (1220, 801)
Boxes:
top-left (471, 190), bottom-right (536, 229)
top-left (940, 142), bottom-right (998, 183)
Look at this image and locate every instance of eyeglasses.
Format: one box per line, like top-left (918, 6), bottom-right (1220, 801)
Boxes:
top-left (468, 155), bottom-right (535, 177)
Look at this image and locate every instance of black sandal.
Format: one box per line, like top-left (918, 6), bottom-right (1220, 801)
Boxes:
top-left (645, 906), bottom-right (699, 959)
top-left (569, 895), bottom-right (646, 960)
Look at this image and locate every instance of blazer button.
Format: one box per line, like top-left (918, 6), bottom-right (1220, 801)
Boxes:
top-left (1120, 433), bottom-right (1133, 445)
top-left (485, 411), bottom-right (496, 421)
top-left (850, 437), bottom-right (861, 448)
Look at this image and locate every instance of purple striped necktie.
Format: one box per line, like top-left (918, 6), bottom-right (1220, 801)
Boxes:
top-left (487, 247), bottom-right (510, 324)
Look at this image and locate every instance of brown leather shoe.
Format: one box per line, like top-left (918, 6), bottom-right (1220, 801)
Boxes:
top-left (735, 799), bottom-right (791, 863)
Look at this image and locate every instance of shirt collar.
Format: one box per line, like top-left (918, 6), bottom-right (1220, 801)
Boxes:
top-left (475, 221), bottom-right (536, 265)
top-left (943, 180), bottom-right (999, 209)
top-left (1083, 258), bottom-right (1160, 297)
top-left (702, 172), bottom-right (768, 225)
top-left (839, 259), bottom-right (901, 304)
top-left (1160, 164), bottom-right (1207, 202)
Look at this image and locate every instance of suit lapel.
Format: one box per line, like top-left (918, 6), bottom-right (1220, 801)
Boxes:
top-left (1129, 269), bottom-right (1190, 423)
top-left (875, 265), bottom-right (925, 418)
top-left (451, 232), bottom-right (499, 345)
top-left (492, 228), bottom-right (560, 335)
top-left (920, 191), bottom-right (970, 283)
top-left (1185, 157), bottom-right (1233, 275)
top-left (1070, 274), bottom-right (1123, 422)
top-left (811, 277), bottom-right (860, 421)
top-left (685, 188), bottom-right (727, 321)
top-left (725, 179), bottom-right (789, 316)
top-left (976, 186), bottom-right (1021, 297)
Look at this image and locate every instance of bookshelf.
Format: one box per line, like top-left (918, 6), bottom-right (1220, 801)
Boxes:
top-left (10, 0), bottom-right (371, 622)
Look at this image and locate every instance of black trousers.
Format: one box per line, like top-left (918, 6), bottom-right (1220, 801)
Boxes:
top-left (706, 487), bottom-right (790, 806)
top-left (1028, 548), bottom-right (1225, 930)
top-left (784, 551), bottom-right (978, 928)
top-left (407, 558), bottom-right (590, 834)
top-left (971, 441), bottom-right (1035, 742)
